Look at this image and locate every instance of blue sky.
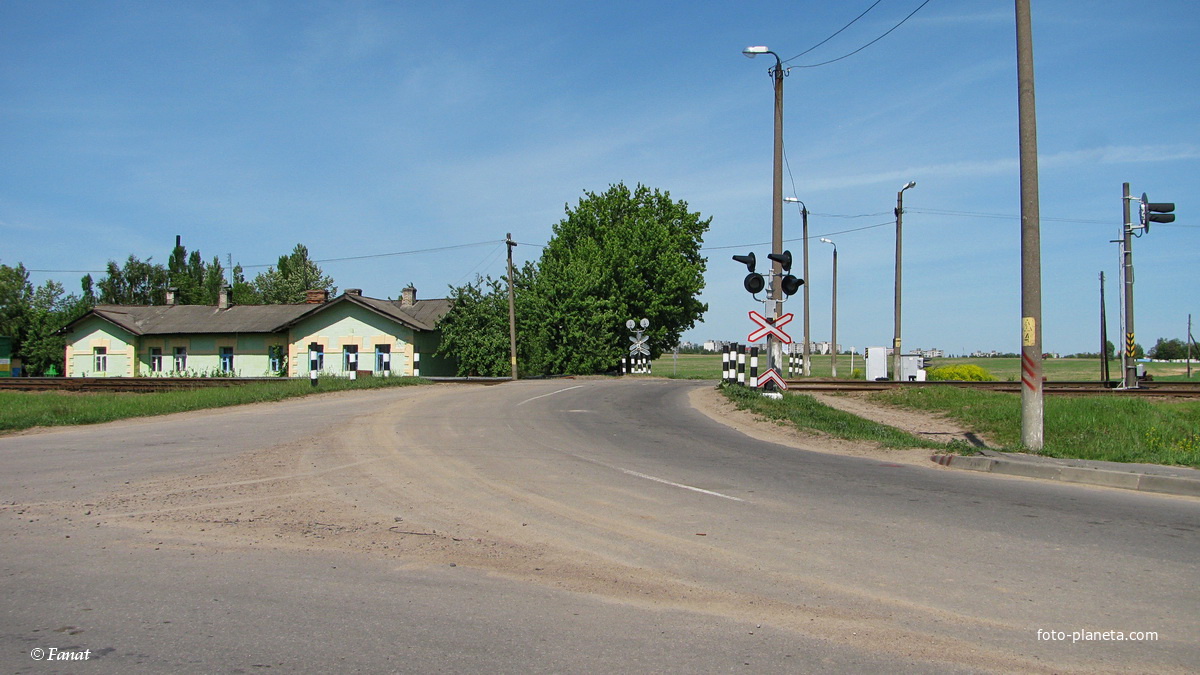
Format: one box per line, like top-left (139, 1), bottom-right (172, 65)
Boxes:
top-left (2, 0), bottom-right (1196, 356)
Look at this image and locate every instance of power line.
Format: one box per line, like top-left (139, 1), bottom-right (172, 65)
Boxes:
top-left (783, 0), bottom-right (885, 64)
top-left (790, 0), bottom-right (934, 69)
top-left (27, 239), bottom-right (504, 275)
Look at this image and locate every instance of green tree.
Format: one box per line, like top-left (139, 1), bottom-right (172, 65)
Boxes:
top-left (253, 244), bottom-right (337, 304)
top-left (1150, 337), bottom-right (1188, 360)
top-left (96, 256), bottom-right (169, 305)
top-left (20, 280), bottom-right (90, 375)
top-left (535, 183), bottom-right (709, 374)
top-left (437, 262), bottom-right (549, 377)
top-left (0, 261), bottom-right (31, 345)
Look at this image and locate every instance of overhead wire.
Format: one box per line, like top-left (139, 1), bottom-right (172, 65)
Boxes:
top-left (789, 0), bottom-right (935, 69)
top-left (782, 0), bottom-right (885, 64)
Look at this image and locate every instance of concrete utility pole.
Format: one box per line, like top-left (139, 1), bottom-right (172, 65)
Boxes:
top-left (743, 45), bottom-right (788, 381)
top-left (1120, 183), bottom-right (1138, 389)
top-left (1099, 271), bottom-right (1109, 383)
top-left (506, 233), bottom-right (518, 380)
top-left (821, 238), bottom-right (838, 378)
top-left (1015, 0), bottom-right (1044, 450)
top-left (893, 181), bottom-right (916, 380)
top-left (784, 197), bottom-right (811, 376)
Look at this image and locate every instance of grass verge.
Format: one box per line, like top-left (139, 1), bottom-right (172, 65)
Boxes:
top-left (869, 388), bottom-right (1200, 468)
top-left (0, 377), bottom-right (428, 433)
top-left (719, 383), bottom-right (945, 450)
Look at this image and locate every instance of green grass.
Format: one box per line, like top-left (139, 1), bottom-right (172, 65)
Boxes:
top-left (0, 376), bottom-right (428, 433)
top-left (719, 383), bottom-right (945, 450)
top-left (656, 353), bottom-right (1199, 382)
top-left (869, 387), bottom-right (1200, 468)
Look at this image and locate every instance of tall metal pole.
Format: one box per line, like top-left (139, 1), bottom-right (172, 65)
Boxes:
top-left (801, 205), bottom-right (810, 376)
top-left (830, 243), bottom-right (838, 378)
top-left (1015, 0), bottom-right (1044, 449)
top-left (506, 233), bottom-right (518, 380)
top-left (893, 182), bottom-right (914, 379)
top-left (1099, 271), bottom-right (1109, 383)
top-left (1121, 183), bottom-right (1139, 388)
top-left (769, 55), bottom-right (785, 379)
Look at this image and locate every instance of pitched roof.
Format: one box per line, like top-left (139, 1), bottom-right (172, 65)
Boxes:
top-left (63, 292), bottom-right (453, 337)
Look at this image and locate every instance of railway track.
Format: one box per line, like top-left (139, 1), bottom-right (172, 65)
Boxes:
top-left (781, 379), bottom-right (1200, 397)
top-left (0, 377), bottom-right (284, 393)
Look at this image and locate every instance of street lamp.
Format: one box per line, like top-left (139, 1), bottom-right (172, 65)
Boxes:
top-left (784, 197), bottom-right (810, 376)
top-left (820, 237), bottom-right (838, 378)
top-left (893, 180), bottom-right (916, 380)
top-left (744, 45), bottom-right (787, 382)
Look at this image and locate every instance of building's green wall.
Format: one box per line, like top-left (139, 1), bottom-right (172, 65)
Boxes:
top-left (66, 318), bottom-right (137, 377)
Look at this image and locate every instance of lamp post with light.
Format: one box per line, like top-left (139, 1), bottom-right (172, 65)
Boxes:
top-left (820, 237), bottom-right (838, 378)
top-left (893, 180), bottom-right (916, 380)
top-left (784, 197), bottom-right (810, 376)
top-left (743, 45), bottom-right (787, 378)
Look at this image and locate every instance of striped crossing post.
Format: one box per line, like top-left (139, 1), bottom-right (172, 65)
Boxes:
top-left (750, 346), bottom-right (759, 387)
top-left (413, 351), bottom-right (420, 378)
top-left (736, 344), bottom-right (746, 386)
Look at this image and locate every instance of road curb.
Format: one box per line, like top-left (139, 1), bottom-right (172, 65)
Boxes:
top-left (930, 453), bottom-right (1200, 498)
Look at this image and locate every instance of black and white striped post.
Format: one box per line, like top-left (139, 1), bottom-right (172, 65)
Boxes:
top-left (749, 346), bottom-right (760, 387)
top-left (736, 344), bottom-right (746, 385)
top-left (413, 351), bottom-right (420, 378)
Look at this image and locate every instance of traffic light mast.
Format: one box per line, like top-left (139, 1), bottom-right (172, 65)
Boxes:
top-left (1120, 183), bottom-right (1176, 388)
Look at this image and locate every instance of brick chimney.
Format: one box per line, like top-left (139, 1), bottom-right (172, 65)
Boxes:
top-left (400, 285), bottom-right (416, 308)
top-left (218, 284), bottom-right (230, 309)
top-left (305, 289), bottom-right (329, 304)
top-left (165, 286), bottom-right (178, 306)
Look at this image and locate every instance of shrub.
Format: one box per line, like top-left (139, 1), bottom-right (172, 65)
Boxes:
top-left (926, 364), bottom-right (998, 382)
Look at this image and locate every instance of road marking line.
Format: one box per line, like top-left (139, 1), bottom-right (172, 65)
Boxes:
top-left (516, 385), bottom-right (584, 406)
top-left (619, 468), bottom-right (746, 502)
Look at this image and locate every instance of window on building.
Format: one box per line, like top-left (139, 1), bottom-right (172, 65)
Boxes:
top-left (220, 346), bottom-right (234, 373)
top-left (174, 347), bottom-right (187, 372)
top-left (343, 345), bottom-right (358, 373)
top-left (268, 346), bottom-right (285, 375)
top-left (150, 347), bottom-right (163, 373)
top-left (375, 345), bottom-right (391, 373)
top-left (93, 347), bottom-right (107, 373)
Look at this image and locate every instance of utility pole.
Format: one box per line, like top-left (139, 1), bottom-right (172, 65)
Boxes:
top-left (893, 181), bottom-right (915, 379)
top-left (1188, 314), bottom-right (1194, 378)
top-left (506, 233), bottom-right (518, 380)
top-left (1099, 271), bottom-right (1109, 384)
top-left (769, 52), bottom-right (786, 381)
top-left (1121, 183), bottom-right (1137, 388)
top-left (801, 205), bottom-right (810, 376)
top-left (1015, 0), bottom-right (1044, 450)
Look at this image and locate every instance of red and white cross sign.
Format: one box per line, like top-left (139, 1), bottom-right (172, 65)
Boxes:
top-left (747, 310), bottom-right (794, 344)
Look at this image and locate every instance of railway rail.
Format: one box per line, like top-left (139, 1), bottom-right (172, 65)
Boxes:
top-left (780, 379), bottom-right (1200, 397)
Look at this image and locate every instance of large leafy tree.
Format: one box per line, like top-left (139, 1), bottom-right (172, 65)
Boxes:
top-left (437, 262), bottom-right (549, 377)
top-left (535, 183), bottom-right (709, 374)
top-left (253, 244), bottom-right (337, 304)
top-left (437, 183), bottom-right (709, 376)
top-left (97, 255), bottom-right (169, 305)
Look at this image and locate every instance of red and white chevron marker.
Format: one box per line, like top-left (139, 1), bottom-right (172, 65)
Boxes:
top-left (747, 310), bottom-right (794, 344)
top-left (756, 367), bottom-right (788, 390)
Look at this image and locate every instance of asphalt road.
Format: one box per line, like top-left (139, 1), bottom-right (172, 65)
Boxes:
top-left (1, 379), bottom-right (1196, 673)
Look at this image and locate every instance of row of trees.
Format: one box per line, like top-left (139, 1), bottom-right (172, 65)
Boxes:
top-left (0, 242), bottom-right (337, 375)
top-left (436, 183), bottom-right (710, 377)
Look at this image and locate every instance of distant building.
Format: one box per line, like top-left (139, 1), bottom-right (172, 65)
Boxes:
top-left (58, 286), bottom-right (455, 378)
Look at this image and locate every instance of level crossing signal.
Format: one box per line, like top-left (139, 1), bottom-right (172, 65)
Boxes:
top-left (1139, 193), bottom-right (1175, 232)
top-left (732, 251), bottom-right (803, 296)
